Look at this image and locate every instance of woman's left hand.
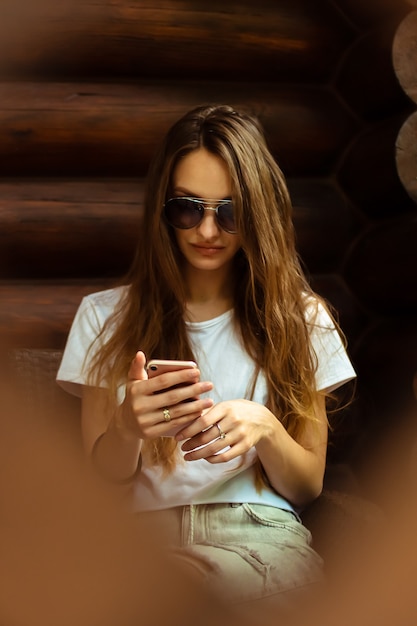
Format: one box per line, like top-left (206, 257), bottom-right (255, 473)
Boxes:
top-left (176, 399), bottom-right (274, 463)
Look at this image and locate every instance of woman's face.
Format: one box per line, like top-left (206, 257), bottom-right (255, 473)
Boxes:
top-left (169, 147), bottom-right (241, 274)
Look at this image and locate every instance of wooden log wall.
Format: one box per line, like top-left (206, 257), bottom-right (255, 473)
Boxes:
top-left (1, 0), bottom-right (416, 472)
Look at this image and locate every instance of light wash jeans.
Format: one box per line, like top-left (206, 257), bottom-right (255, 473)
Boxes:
top-left (139, 502), bottom-right (323, 607)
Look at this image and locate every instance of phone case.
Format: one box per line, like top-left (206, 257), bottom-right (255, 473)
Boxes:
top-left (146, 359), bottom-right (197, 377)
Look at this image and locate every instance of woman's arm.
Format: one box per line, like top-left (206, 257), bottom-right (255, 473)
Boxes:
top-left (82, 385), bottom-right (143, 483)
top-left (254, 394), bottom-right (328, 508)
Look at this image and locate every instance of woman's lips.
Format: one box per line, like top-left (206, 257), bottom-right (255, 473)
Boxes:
top-left (192, 244), bottom-right (224, 256)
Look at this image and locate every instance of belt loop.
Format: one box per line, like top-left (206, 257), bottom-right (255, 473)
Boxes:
top-left (188, 504), bottom-right (195, 544)
top-left (181, 505), bottom-right (195, 545)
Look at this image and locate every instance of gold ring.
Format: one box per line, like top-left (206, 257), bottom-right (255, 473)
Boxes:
top-left (163, 408), bottom-right (171, 422)
top-left (215, 423), bottom-right (226, 439)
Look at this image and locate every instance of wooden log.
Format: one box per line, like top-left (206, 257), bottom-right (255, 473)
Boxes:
top-left (342, 216), bottom-right (417, 315)
top-left (0, 81), bottom-right (359, 177)
top-left (0, 280), bottom-right (113, 349)
top-left (332, 0), bottom-right (410, 27)
top-left (352, 318), bottom-right (417, 418)
top-left (0, 179), bottom-right (142, 278)
top-left (0, 270), bottom-right (366, 351)
top-left (396, 112), bottom-right (417, 204)
top-left (308, 273), bottom-right (370, 342)
top-left (288, 180), bottom-right (358, 273)
top-left (393, 10), bottom-right (417, 104)
top-left (334, 20), bottom-right (409, 120)
top-left (0, 0), bottom-right (355, 81)
top-left (337, 115), bottom-right (415, 219)
top-left (0, 178), bottom-right (141, 204)
top-left (0, 178), bottom-right (355, 278)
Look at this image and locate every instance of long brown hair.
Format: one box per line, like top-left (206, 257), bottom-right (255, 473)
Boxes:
top-left (88, 104), bottom-right (342, 472)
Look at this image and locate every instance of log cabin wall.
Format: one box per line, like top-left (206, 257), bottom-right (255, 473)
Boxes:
top-left (1, 0), bottom-right (416, 485)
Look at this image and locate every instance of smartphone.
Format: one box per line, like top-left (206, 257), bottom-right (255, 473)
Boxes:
top-left (146, 359), bottom-right (198, 377)
top-left (146, 359), bottom-right (199, 417)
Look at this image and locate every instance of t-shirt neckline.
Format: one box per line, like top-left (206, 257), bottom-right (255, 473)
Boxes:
top-left (185, 309), bottom-right (233, 329)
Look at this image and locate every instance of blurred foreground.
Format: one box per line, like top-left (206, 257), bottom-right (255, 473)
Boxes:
top-left (1, 337), bottom-right (417, 626)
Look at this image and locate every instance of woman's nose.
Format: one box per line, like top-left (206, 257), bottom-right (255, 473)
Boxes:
top-left (196, 208), bottom-right (220, 237)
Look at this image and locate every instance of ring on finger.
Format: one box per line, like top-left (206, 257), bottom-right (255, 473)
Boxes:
top-left (215, 422), bottom-right (226, 440)
top-left (162, 408), bottom-right (171, 423)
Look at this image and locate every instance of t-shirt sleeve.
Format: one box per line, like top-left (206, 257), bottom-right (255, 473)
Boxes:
top-left (309, 301), bottom-right (356, 393)
top-left (56, 295), bottom-right (106, 397)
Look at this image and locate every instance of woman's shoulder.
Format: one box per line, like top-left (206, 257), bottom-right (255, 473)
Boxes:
top-left (82, 285), bottom-right (129, 312)
top-left (302, 293), bottom-right (335, 329)
top-left (71, 285), bottom-right (131, 333)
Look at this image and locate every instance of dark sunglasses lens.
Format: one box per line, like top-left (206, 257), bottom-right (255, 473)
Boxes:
top-left (164, 199), bottom-right (202, 229)
top-left (217, 203), bottom-right (236, 233)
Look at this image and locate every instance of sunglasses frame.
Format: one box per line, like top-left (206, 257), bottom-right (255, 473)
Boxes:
top-left (163, 196), bottom-right (237, 234)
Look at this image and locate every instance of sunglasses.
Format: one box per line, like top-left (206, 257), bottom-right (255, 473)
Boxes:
top-left (163, 197), bottom-right (237, 234)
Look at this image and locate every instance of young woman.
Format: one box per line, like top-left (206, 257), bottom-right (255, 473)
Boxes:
top-left (57, 104), bottom-right (356, 609)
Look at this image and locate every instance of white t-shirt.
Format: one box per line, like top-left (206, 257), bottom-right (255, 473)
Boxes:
top-left (57, 286), bottom-right (356, 514)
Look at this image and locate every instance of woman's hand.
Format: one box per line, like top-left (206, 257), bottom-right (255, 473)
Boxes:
top-left (175, 399), bottom-right (275, 462)
top-left (119, 351), bottom-right (214, 440)
top-left (176, 394), bottom-right (328, 508)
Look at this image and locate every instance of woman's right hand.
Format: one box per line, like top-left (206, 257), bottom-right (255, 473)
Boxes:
top-left (118, 351), bottom-right (214, 439)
